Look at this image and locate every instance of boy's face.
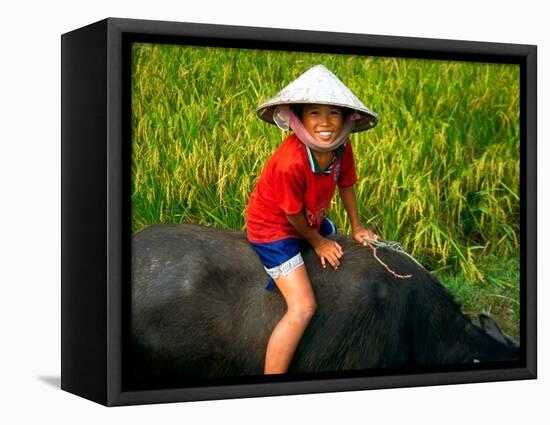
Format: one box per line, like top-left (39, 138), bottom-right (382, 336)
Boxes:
top-left (301, 104), bottom-right (344, 145)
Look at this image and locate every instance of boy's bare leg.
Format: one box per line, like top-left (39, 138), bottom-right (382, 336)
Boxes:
top-left (265, 264), bottom-right (317, 374)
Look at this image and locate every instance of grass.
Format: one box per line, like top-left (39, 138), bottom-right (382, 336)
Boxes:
top-left (434, 254), bottom-right (520, 339)
top-left (131, 43), bottom-right (520, 337)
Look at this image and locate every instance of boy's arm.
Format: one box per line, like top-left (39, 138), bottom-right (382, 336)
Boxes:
top-left (338, 185), bottom-right (378, 245)
top-left (338, 184), bottom-right (362, 230)
top-left (286, 212), bottom-right (343, 269)
top-left (286, 212), bottom-right (323, 247)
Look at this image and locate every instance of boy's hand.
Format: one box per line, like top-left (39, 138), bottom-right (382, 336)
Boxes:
top-left (313, 238), bottom-right (344, 270)
top-left (352, 226), bottom-right (378, 246)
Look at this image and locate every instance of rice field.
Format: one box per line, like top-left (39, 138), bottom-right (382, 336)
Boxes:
top-left (131, 43), bottom-right (520, 337)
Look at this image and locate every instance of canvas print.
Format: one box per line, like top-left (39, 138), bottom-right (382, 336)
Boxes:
top-left (128, 43), bottom-right (520, 390)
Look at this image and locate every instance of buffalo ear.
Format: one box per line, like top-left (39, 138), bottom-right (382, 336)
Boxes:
top-left (479, 312), bottom-right (509, 346)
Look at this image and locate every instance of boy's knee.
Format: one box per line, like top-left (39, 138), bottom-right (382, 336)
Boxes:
top-left (289, 299), bottom-right (317, 324)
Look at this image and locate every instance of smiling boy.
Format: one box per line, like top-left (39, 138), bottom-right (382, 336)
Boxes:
top-left (245, 65), bottom-right (379, 374)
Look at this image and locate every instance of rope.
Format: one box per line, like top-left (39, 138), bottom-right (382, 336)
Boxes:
top-left (362, 237), bottom-right (426, 279)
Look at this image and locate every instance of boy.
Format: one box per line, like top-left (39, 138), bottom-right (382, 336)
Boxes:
top-left (246, 64), bottom-right (379, 374)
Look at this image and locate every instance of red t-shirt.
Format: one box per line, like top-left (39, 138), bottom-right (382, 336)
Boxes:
top-left (246, 134), bottom-right (357, 243)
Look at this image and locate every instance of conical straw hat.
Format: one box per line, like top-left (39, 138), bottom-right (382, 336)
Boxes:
top-left (256, 64), bottom-right (379, 132)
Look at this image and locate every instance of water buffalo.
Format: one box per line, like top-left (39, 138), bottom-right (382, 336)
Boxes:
top-left (130, 223), bottom-right (518, 388)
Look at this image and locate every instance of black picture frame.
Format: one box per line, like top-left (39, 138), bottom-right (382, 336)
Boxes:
top-left (61, 17), bottom-right (537, 406)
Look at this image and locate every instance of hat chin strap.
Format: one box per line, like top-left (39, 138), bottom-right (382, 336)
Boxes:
top-left (273, 105), bottom-right (357, 153)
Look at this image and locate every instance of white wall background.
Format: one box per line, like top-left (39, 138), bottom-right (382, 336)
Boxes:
top-left (0, 0), bottom-right (546, 422)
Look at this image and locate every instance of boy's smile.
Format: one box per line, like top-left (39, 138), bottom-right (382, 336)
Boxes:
top-left (302, 104), bottom-right (344, 144)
